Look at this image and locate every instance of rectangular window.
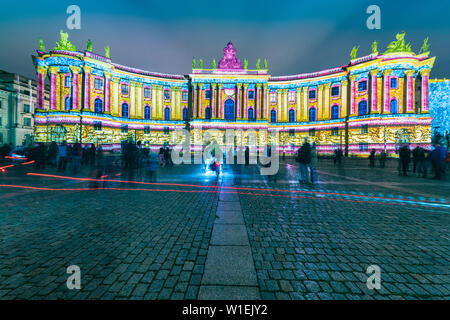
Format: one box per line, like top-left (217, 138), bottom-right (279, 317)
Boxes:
top-left (361, 124), bottom-right (368, 134)
top-left (331, 127), bottom-right (339, 136)
top-left (121, 84), bottom-right (129, 95)
top-left (309, 128), bottom-right (315, 136)
top-left (144, 87), bottom-right (151, 99)
top-left (64, 76), bottom-right (71, 87)
top-left (359, 142), bottom-right (369, 151)
top-left (248, 90), bottom-right (255, 100)
top-left (121, 124), bottom-right (128, 133)
top-left (164, 127), bottom-right (170, 135)
top-left (24, 118), bottom-right (31, 127)
top-left (93, 121), bottom-right (102, 131)
top-left (270, 92), bottom-right (277, 104)
top-left (182, 91), bottom-right (188, 102)
top-left (358, 80), bottom-right (367, 92)
top-left (144, 126), bottom-right (150, 134)
top-left (289, 129), bottom-right (295, 137)
top-left (0, 116), bottom-right (2, 126)
top-left (94, 78), bottom-right (103, 90)
top-left (331, 86), bottom-right (340, 97)
top-left (390, 78), bottom-right (398, 89)
top-left (309, 90), bottom-right (316, 100)
top-left (288, 91), bottom-right (296, 103)
top-left (24, 104), bottom-right (31, 113)
top-left (164, 89), bottom-right (171, 101)
top-left (205, 90), bottom-right (211, 99)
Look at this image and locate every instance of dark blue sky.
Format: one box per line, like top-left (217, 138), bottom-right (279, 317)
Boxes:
top-left (0, 0), bottom-right (448, 79)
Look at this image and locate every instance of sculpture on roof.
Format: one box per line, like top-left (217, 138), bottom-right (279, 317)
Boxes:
top-left (218, 42), bottom-right (242, 69)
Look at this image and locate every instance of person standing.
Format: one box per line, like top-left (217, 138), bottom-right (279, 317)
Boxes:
top-left (368, 149), bottom-right (376, 168)
top-left (159, 147), bottom-right (164, 166)
top-left (57, 141), bottom-right (68, 172)
top-left (71, 142), bottom-right (82, 174)
top-left (89, 144), bottom-right (96, 167)
top-left (379, 151), bottom-right (387, 168)
top-left (48, 141), bottom-right (58, 167)
top-left (399, 144), bottom-right (411, 176)
top-left (430, 143), bottom-right (446, 180)
top-left (244, 146), bottom-right (250, 166)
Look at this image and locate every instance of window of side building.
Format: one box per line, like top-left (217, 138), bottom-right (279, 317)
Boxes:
top-left (24, 104), bottom-right (31, 113)
top-left (164, 89), bottom-right (171, 101)
top-left (121, 83), bottom-right (129, 96)
top-left (144, 87), bottom-right (151, 99)
top-left (270, 92), bottom-right (277, 104)
top-left (309, 128), bottom-right (315, 136)
top-left (331, 127), bottom-right (339, 136)
top-left (248, 90), bottom-right (255, 100)
top-left (64, 75), bottom-right (71, 87)
top-left (331, 85), bottom-right (340, 97)
top-left (93, 121), bottom-right (102, 131)
top-left (94, 78), bottom-right (103, 90)
top-left (121, 124), bottom-right (128, 133)
top-left (182, 90), bottom-right (188, 102)
top-left (358, 80), bottom-right (367, 92)
top-left (308, 89), bottom-right (316, 100)
top-left (144, 126), bottom-right (150, 134)
top-left (390, 77), bottom-right (398, 89)
top-left (23, 117), bottom-right (31, 127)
top-left (360, 124), bottom-right (368, 134)
top-left (288, 91), bottom-right (296, 103)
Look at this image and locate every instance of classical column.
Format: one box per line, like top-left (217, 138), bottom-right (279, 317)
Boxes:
top-left (277, 90), bottom-right (282, 121)
top-left (193, 84), bottom-right (198, 119)
top-left (49, 66), bottom-right (58, 110)
top-left (324, 83), bottom-right (331, 120)
top-left (69, 67), bottom-right (80, 110)
top-left (341, 80), bottom-right (348, 118)
top-left (130, 81), bottom-right (136, 118)
top-left (301, 87), bottom-right (308, 121)
top-left (282, 89), bottom-right (288, 121)
top-left (263, 84), bottom-right (268, 120)
top-left (236, 83), bottom-right (242, 119)
top-left (243, 84), bottom-right (249, 119)
top-left (296, 88), bottom-right (301, 122)
top-left (350, 75), bottom-right (356, 115)
top-left (198, 83), bottom-right (203, 118)
top-left (36, 66), bottom-right (47, 110)
top-left (171, 87), bottom-right (176, 119)
top-left (420, 69), bottom-right (430, 112)
top-left (405, 70), bottom-right (415, 112)
top-left (84, 66), bottom-right (92, 111)
top-left (104, 72), bottom-right (111, 113)
top-left (370, 70), bottom-right (378, 113)
top-left (256, 84), bottom-right (262, 120)
top-left (136, 82), bottom-right (143, 118)
top-left (158, 86), bottom-right (163, 119)
top-left (211, 84), bottom-right (216, 118)
top-left (317, 85), bottom-right (324, 120)
top-left (152, 85), bottom-right (158, 119)
top-left (218, 84), bottom-right (223, 119)
top-left (59, 73), bottom-right (65, 111)
top-left (111, 77), bottom-right (120, 116)
top-left (382, 69), bottom-right (391, 113)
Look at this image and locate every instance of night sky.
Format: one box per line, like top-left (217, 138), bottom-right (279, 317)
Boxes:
top-left (0, 0), bottom-right (448, 79)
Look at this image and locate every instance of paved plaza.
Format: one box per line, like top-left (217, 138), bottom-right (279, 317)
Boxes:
top-left (0, 157), bottom-right (449, 300)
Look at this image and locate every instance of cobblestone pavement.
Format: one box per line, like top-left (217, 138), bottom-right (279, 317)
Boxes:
top-left (0, 157), bottom-right (449, 299)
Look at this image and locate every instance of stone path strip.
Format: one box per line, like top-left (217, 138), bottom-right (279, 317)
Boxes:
top-left (198, 180), bottom-right (260, 300)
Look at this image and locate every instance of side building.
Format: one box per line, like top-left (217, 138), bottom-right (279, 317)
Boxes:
top-left (31, 35), bottom-right (438, 156)
top-left (0, 70), bottom-right (50, 146)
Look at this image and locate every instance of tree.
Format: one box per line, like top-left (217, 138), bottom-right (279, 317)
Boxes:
top-left (87, 39), bottom-right (93, 52)
top-left (264, 59), bottom-right (268, 69)
top-left (54, 30), bottom-right (76, 51)
top-left (212, 59), bottom-right (217, 69)
top-left (105, 46), bottom-right (110, 58)
top-left (192, 57), bottom-right (196, 69)
top-left (199, 59), bottom-right (203, 69)
top-left (39, 39), bottom-right (45, 52)
top-left (243, 59), bottom-right (248, 69)
top-left (256, 58), bottom-right (261, 70)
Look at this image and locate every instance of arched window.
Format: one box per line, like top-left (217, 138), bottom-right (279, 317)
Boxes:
top-left (205, 106), bottom-right (211, 120)
top-left (121, 103), bottom-right (129, 118)
top-left (144, 106), bottom-right (151, 119)
top-left (270, 109), bottom-right (277, 123)
top-left (94, 98), bottom-right (103, 113)
top-left (289, 109), bottom-right (295, 122)
top-left (164, 107), bottom-right (171, 121)
top-left (390, 99), bottom-right (398, 114)
top-left (224, 99), bottom-right (235, 120)
top-left (65, 97), bottom-right (72, 111)
top-left (331, 105), bottom-right (340, 120)
top-left (309, 107), bottom-right (316, 122)
top-left (182, 108), bottom-right (188, 121)
top-left (358, 100), bottom-right (368, 115)
top-left (248, 108), bottom-right (254, 121)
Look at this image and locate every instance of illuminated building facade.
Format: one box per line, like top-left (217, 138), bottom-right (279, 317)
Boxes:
top-left (32, 36), bottom-right (438, 156)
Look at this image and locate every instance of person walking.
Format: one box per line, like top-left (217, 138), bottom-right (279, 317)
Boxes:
top-left (57, 141), bottom-right (68, 172)
top-left (368, 149), bottom-right (376, 168)
top-left (244, 146), bottom-right (250, 166)
top-left (146, 152), bottom-right (158, 182)
top-left (159, 147), bottom-right (164, 166)
top-left (71, 142), bottom-right (82, 174)
top-left (296, 140), bottom-right (311, 184)
top-left (379, 151), bottom-right (387, 168)
top-left (399, 144), bottom-right (411, 176)
top-left (430, 143), bottom-right (446, 180)
top-left (89, 144), bottom-right (96, 167)
top-left (310, 143), bottom-right (318, 184)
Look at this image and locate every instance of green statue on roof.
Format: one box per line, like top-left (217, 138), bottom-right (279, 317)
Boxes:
top-left (105, 46), bottom-right (110, 58)
top-left (243, 59), bottom-right (248, 69)
top-left (87, 39), bottom-right (93, 52)
top-left (212, 59), bottom-right (217, 69)
top-left (39, 39), bottom-right (45, 51)
top-left (384, 31), bottom-right (412, 54)
top-left (54, 30), bottom-right (76, 51)
top-left (192, 57), bottom-right (196, 69)
top-left (371, 40), bottom-right (378, 54)
top-left (350, 46), bottom-right (359, 60)
top-left (420, 37), bottom-right (429, 54)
